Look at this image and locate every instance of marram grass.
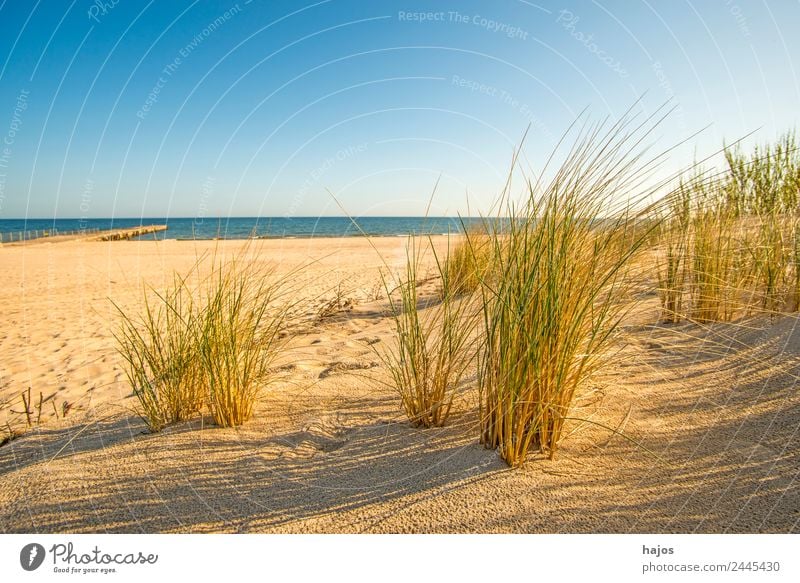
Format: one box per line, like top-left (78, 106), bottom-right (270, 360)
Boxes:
top-left (655, 133), bottom-right (800, 322)
top-left (114, 246), bottom-right (290, 431)
top-left (199, 256), bottom-right (286, 428)
top-left (381, 236), bottom-right (478, 427)
top-left (476, 116), bottom-right (663, 466)
top-left (113, 272), bottom-right (204, 432)
top-left (656, 183), bottom-right (690, 323)
top-left (444, 225), bottom-right (496, 296)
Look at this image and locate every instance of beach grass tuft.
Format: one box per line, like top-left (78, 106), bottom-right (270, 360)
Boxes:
top-left (444, 225), bottom-right (495, 296)
top-left (476, 116), bottom-right (662, 466)
top-left (655, 131), bottom-right (800, 322)
top-left (113, 271), bottom-right (204, 432)
top-left (381, 236), bottom-right (477, 427)
top-left (114, 246), bottom-right (289, 431)
top-left (656, 182), bottom-right (691, 322)
top-left (198, 256), bottom-right (287, 427)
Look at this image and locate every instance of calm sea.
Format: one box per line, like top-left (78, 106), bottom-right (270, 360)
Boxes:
top-left (0, 217), bottom-right (484, 241)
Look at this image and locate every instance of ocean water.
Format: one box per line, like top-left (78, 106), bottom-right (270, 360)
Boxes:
top-left (0, 217), bottom-right (484, 241)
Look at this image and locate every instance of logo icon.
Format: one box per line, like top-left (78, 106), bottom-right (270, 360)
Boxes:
top-left (20, 543), bottom-right (46, 571)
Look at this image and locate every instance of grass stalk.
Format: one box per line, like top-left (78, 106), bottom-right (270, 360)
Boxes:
top-left (381, 235), bottom-right (477, 427)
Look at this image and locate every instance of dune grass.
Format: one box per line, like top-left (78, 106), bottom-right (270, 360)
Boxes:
top-left (113, 120), bottom-right (800, 471)
top-left (114, 247), bottom-right (289, 431)
top-left (723, 131), bottom-right (800, 215)
top-left (793, 220), bottom-right (800, 310)
top-left (656, 184), bottom-right (690, 322)
top-left (661, 200), bottom-right (797, 322)
top-left (689, 196), bottom-right (742, 322)
top-left (381, 236), bottom-right (477, 427)
top-left (750, 212), bottom-right (794, 312)
top-left (199, 256), bottom-right (286, 427)
top-left (113, 272), bottom-right (204, 432)
top-left (475, 116), bottom-right (663, 466)
top-left (444, 225), bottom-right (495, 296)
top-left (654, 132), bottom-right (800, 322)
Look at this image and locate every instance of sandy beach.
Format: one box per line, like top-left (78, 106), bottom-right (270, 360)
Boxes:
top-left (0, 236), bottom-right (798, 533)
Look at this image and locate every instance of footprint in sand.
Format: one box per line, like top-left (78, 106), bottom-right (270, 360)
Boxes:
top-left (260, 413), bottom-right (352, 459)
top-left (318, 359), bottom-right (380, 379)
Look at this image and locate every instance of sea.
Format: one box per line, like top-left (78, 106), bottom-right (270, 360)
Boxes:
top-left (0, 217), bottom-right (484, 242)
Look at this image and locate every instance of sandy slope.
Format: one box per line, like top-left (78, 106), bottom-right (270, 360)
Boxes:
top-left (0, 237), bottom-right (798, 533)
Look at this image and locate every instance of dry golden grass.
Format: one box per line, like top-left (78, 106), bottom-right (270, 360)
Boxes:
top-left (381, 236), bottom-right (477, 427)
top-left (113, 271), bottom-right (204, 432)
top-left (475, 116), bottom-right (661, 467)
top-left (114, 247), bottom-right (290, 431)
top-left (444, 225), bottom-right (496, 296)
top-left (198, 256), bottom-right (287, 427)
top-left (655, 134), bottom-right (800, 323)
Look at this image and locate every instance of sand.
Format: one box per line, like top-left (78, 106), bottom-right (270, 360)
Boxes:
top-left (0, 237), bottom-right (798, 533)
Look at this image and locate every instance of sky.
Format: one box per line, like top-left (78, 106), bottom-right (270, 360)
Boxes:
top-left (0, 0), bottom-right (798, 219)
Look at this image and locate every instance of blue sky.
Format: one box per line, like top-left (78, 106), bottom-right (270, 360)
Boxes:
top-left (0, 0), bottom-right (798, 219)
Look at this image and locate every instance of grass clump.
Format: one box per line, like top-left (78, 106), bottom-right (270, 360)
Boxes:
top-left (382, 236), bottom-right (477, 427)
top-left (477, 115), bottom-right (662, 466)
top-left (748, 211), bottom-right (795, 312)
top-left (444, 225), bottom-right (495, 296)
top-left (689, 194), bottom-right (742, 322)
top-left (793, 220), bottom-right (800, 310)
top-left (656, 184), bottom-right (690, 322)
top-left (114, 248), bottom-right (289, 431)
top-left (655, 132), bottom-right (800, 321)
top-left (114, 272), bottom-right (204, 432)
top-left (199, 257), bottom-right (286, 428)
top-left (723, 131), bottom-right (800, 215)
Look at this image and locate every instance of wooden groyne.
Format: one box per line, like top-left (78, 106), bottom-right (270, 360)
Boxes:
top-left (90, 225), bottom-right (167, 241)
top-left (0, 224), bottom-right (167, 246)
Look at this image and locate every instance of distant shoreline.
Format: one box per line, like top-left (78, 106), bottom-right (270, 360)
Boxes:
top-left (0, 217), bottom-right (482, 242)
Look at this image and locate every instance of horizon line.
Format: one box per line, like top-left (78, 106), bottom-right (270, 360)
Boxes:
top-left (0, 215), bottom-right (484, 221)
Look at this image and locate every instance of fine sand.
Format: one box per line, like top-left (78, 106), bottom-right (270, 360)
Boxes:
top-left (0, 237), bottom-right (798, 533)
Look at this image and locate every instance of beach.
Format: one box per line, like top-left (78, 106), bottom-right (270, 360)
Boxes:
top-left (0, 236), bottom-right (798, 533)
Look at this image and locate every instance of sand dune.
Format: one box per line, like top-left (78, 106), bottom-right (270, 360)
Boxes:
top-left (1, 238), bottom-right (798, 533)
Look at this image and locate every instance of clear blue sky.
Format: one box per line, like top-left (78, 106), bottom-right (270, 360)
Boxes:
top-left (0, 0), bottom-right (797, 219)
